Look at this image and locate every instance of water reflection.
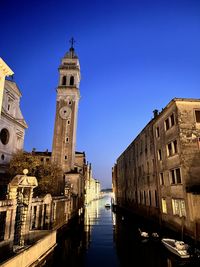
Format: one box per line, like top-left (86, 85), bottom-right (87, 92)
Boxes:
top-left (44, 196), bottom-right (200, 267)
top-left (83, 196), bottom-right (119, 267)
top-left (113, 212), bottom-right (200, 267)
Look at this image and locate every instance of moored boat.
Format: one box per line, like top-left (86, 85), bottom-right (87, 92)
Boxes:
top-left (138, 228), bottom-right (149, 243)
top-left (105, 203), bottom-right (111, 208)
top-left (138, 228), bottom-right (149, 238)
top-left (161, 238), bottom-right (190, 258)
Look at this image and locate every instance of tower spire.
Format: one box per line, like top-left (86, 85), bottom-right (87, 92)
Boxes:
top-left (69, 37), bottom-right (75, 49)
top-left (65, 37), bottom-right (77, 59)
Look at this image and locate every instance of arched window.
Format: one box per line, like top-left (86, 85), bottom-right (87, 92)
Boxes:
top-left (70, 76), bottom-right (74, 86)
top-left (62, 76), bottom-right (67, 85)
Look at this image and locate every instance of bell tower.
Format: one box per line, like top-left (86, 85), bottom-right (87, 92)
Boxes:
top-left (52, 39), bottom-right (80, 174)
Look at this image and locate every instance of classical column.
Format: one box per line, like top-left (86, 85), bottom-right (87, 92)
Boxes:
top-left (35, 205), bottom-right (40, 229)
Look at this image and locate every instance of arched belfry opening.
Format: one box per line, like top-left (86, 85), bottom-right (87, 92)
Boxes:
top-left (70, 76), bottom-right (74, 86)
top-left (62, 76), bottom-right (67, 85)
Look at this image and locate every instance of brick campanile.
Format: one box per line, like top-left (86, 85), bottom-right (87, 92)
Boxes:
top-left (52, 39), bottom-right (81, 174)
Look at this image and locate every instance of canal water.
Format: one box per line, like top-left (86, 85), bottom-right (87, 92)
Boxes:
top-left (44, 195), bottom-right (200, 267)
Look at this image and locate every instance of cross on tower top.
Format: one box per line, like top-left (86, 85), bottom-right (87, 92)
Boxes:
top-left (69, 37), bottom-right (75, 49)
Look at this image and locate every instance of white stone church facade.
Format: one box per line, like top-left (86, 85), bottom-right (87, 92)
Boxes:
top-left (0, 80), bottom-right (27, 172)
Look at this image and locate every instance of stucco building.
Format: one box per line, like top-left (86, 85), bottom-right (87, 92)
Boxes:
top-left (84, 163), bottom-right (101, 205)
top-left (0, 79), bottom-right (28, 199)
top-left (0, 80), bottom-right (27, 171)
top-left (113, 98), bottom-right (200, 241)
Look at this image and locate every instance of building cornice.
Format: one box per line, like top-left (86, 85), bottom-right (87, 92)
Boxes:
top-left (0, 58), bottom-right (14, 77)
top-left (1, 108), bottom-right (28, 129)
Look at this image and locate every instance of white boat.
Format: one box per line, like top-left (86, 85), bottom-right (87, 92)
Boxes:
top-left (152, 232), bottom-right (159, 238)
top-left (138, 228), bottom-right (149, 238)
top-left (161, 238), bottom-right (190, 258)
top-left (105, 203), bottom-right (111, 208)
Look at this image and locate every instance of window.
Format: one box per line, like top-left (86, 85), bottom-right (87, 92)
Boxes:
top-left (171, 169), bottom-right (176, 184)
top-left (1, 154), bottom-right (5, 161)
top-left (70, 76), bottom-right (74, 85)
top-left (176, 168), bottom-right (181, 183)
top-left (170, 114), bottom-right (175, 126)
top-left (172, 199), bottom-right (186, 217)
top-left (66, 137), bottom-right (69, 143)
top-left (173, 140), bottom-right (178, 154)
top-left (195, 110), bottom-right (200, 123)
top-left (40, 158), bottom-right (44, 162)
top-left (7, 98), bottom-right (13, 112)
top-left (67, 120), bottom-right (70, 125)
top-left (155, 190), bottom-right (158, 207)
top-left (46, 158), bottom-right (50, 162)
top-left (158, 149), bottom-right (162, 161)
top-left (65, 155), bottom-right (68, 160)
top-left (167, 140), bottom-right (178, 157)
top-left (62, 76), bottom-right (67, 85)
top-left (161, 198), bottom-right (167, 213)
top-left (156, 127), bottom-right (160, 138)
top-left (0, 128), bottom-right (10, 145)
top-left (165, 113), bottom-right (175, 131)
top-left (165, 118), bottom-right (170, 131)
top-left (170, 168), bottom-right (182, 184)
top-left (160, 172), bottom-right (164, 185)
top-left (167, 143), bottom-right (173, 157)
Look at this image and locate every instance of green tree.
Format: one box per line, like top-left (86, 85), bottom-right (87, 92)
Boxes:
top-left (35, 162), bottom-right (63, 196)
top-left (9, 151), bottom-right (40, 176)
top-left (8, 151), bottom-right (63, 196)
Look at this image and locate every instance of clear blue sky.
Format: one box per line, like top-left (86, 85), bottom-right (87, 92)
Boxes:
top-left (1, 0), bottom-right (200, 188)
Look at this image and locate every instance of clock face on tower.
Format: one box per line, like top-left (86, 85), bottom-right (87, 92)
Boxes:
top-left (59, 106), bottom-right (71, 119)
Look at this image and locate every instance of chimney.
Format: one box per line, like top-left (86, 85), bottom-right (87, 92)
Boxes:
top-left (153, 109), bottom-right (159, 118)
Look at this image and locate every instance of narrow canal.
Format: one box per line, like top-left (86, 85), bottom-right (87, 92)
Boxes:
top-left (44, 196), bottom-right (200, 267)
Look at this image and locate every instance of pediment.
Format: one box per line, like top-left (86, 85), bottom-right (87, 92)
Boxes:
top-left (9, 175), bottom-right (38, 188)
